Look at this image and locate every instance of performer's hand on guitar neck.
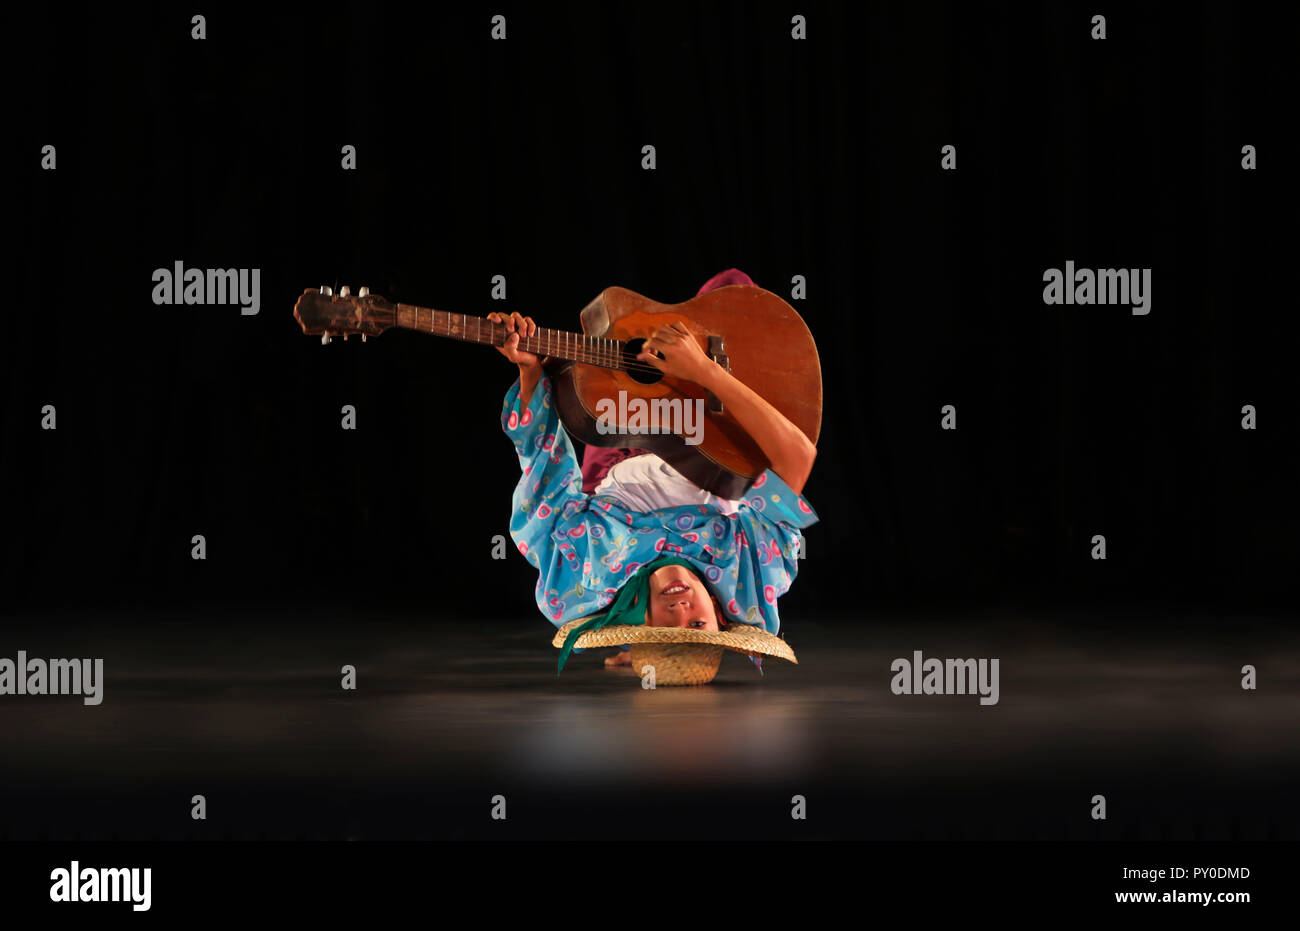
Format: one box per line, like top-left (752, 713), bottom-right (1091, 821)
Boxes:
top-left (639, 323), bottom-right (817, 495)
top-left (488, 311), bottom-right (544, 405)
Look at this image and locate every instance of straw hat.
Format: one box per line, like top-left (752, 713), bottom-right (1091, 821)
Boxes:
top-left (551, 617), bottom-right (797, 686)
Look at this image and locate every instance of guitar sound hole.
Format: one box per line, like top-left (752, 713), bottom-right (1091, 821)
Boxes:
top-left (622, 338), bottom-right (665, 385)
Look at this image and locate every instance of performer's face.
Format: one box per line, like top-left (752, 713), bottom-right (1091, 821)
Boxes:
top-left (644, 565), bottom-right (722, 631)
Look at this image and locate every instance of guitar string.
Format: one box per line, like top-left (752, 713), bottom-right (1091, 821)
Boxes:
top-left (411, 307), bottom-right (670, 376)
top-left (415, 305), bottom-right (626, 371)
top-left (389, 305), bottom-right (673, 376)
top-left (414, 306), bottom-right (612, 368)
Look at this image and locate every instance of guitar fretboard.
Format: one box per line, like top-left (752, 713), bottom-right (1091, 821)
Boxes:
top-left (396, 304), bottom-right (628, 371)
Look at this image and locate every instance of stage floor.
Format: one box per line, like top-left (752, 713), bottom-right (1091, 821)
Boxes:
top-left (2, 609), bottom-right (1296, 840)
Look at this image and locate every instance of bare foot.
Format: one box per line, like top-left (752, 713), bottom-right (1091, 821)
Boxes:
top-left (604, 650), bottom-right (632, 667)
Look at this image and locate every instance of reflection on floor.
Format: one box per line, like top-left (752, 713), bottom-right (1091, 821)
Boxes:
top-left (1, 609), bottom-right (1296, 839)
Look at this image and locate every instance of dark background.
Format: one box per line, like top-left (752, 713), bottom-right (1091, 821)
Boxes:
top-left (3, 2), bottom-right (1299, 860)
top-left (6, 1), bottom-right (1296, 621)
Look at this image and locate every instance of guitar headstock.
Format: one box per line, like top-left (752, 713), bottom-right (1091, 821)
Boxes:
top-left (293, 286), bottom-right (397, 343)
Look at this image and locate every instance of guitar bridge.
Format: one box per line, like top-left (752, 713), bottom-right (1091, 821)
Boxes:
top-left (707, 335), bottom-right (729, 413)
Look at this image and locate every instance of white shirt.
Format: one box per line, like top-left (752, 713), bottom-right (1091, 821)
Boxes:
top-left (593, 453), bottom-right (741, 515)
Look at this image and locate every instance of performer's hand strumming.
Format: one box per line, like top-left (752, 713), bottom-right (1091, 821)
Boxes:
top-left (636, 322), bottom-right (715, 384)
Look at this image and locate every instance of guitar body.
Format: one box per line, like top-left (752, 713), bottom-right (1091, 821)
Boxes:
top-left (546, 285), bottom-right (822, 499)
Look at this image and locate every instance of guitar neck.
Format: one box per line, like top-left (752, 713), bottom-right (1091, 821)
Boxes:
top-left (395, 303), bottom-right (626, 371)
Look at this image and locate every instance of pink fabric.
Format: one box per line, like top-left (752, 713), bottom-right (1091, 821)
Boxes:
top-left (580, 269), bottom-right (757, 493)
top-left (581, 446), bottom-right (648, 494)
top-left (695, 268), bottom-right (756, 295)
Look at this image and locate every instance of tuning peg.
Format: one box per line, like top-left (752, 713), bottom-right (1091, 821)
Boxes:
top-left (358, 286), bottom-right (370, 298)
top-left (321, 333), bottom-right (330, 345)
top-left (339, 285), bottom-right (351, 297)
top-left (320, 286), bottom-right (333, 296)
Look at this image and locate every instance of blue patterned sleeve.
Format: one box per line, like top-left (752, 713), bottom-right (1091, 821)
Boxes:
top-left (500, 375), bottom-right (587, 574)
top-left (730, 469), bottom-right (819, 634)
top-left (740, 470), bottom-right (819, 532)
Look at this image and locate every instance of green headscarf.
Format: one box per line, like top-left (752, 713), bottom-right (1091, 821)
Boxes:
top-left (557, 556), bottom-right (706, 674)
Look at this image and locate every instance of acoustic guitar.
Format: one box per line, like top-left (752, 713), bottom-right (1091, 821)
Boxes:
top-left (292, 284), bottom-right (822, 498)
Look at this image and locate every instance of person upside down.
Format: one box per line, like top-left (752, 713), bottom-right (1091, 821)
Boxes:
top-left (490, 270), bottom-right (819, 682)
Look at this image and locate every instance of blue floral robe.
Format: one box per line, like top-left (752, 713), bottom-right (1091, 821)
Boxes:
top-left (502, 376), bottom-right (818, 634)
